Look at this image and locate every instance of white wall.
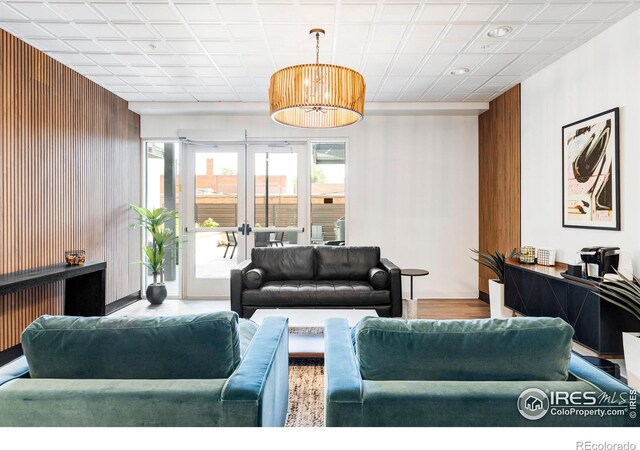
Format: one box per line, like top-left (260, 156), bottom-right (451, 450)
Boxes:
top-left (141, 114), bottom-right (479, 299)
top-left (521, 10), bottom-right (640, 273)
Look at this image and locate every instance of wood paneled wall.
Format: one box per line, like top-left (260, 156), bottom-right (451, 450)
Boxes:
top-left (478, 85), bottom-right (521, 295)
top-left (0, 30), bottom-right (141, 352)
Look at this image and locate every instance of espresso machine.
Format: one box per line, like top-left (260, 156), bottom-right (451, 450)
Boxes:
top-left (579, 247), bottom-right (620, 278)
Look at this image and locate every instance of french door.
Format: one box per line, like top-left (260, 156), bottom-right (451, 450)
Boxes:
top-left (181, 140), bottom-right (307, 299)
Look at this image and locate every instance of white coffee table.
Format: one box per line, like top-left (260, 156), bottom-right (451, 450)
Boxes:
top-left (251, 308), bottom-right (378, 358)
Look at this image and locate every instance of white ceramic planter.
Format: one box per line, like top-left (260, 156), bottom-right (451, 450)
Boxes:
top-left (623, 332), bottom-right (640, 389)
top-left (488, 279), bottom-right (512, 319)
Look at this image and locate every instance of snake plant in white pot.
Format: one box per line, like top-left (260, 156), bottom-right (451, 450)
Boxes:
top-left (471, 249), bottom-right (517, 319)
top-left (595, 272), bottom-right (640, 389)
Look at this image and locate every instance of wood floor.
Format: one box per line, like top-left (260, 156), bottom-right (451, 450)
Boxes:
top-left (418, 298), bottom-right (489, 320)
top-left (114, 298), bottom-right (490, 320)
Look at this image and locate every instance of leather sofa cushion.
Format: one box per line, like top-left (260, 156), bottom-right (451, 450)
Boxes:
top-left (243, 268), bottom-right (265, 289)
top-left (368, 268), bottom-right (389, 289)
top-left (316, 246), bottom-right (380, 281)
top-left (251, 246), bottom-right (315, 281)
top-left (22, 312), bottom-right (244, 379)
top-left (354, 317), bottom-right (573, 381)
top-left (243, 280), bottom-right (390, 306)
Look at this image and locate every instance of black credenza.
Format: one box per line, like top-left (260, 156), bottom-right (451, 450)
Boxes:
top-left (504, 260), bottom-right (640, 357)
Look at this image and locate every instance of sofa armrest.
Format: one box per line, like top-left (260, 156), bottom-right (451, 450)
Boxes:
top-left (379, 258), bottom-right (402, 317)
top-left (0, 356), bottom-right (29, 388)
top-left (230, 259), bottom-right (254, 317)
top-left (222, 316), bottom-right (289, 427)
top-left (569, 353), bottom-right (633, 395)
top-left (325, 318), bottom-right (363, 427)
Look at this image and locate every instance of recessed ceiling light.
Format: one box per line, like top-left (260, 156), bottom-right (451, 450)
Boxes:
top-left (450, 68), bottom-right (470, 75)
top-left (487, 26), bottom-right (512, 38)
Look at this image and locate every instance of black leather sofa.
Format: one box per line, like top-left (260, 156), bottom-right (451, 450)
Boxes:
top-left (230, 246), bottom-right (402, 318)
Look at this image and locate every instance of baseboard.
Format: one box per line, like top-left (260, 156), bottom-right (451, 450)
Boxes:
top-left (478, 291), bottom-right (489, 303)
top-left (105, 290), bottom-right (142, 315)
top-left (0, 344), bottom-right (23, 367)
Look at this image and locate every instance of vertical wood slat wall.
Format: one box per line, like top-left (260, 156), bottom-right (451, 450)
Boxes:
top-left (0, 30), bottom-right (142, 352)
top-left (478, 85), bottom-right (521, 295)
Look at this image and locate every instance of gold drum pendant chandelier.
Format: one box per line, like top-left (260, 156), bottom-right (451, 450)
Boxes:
top-left (269, 28), bottom-right (366, 128)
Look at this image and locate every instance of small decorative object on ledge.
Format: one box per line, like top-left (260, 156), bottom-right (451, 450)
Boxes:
top-left (64, 250), bottom-right (86, 266)
top-left (536, 248), bottom-right (556, 266)
top-left (519, 246), bottom-right (536, 264)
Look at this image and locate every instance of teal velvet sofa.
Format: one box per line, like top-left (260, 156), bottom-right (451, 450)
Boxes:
top-left (0, 312), bottom-right (289, 427)
top-left (325, 317), bottom-right (637, 427)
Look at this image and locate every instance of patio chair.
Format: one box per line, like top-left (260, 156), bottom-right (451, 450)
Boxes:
top-left (269, 232), bottom-right (284, 247)
top-left (311, 225), bottom-right (324, 244)
top-left (224, 231), bottom-right (237, 259)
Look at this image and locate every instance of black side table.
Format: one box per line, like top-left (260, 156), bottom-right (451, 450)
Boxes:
top-left (401, 269), bottom-right (430, 300)
top-left (581, 356), bottom-right (621, 380)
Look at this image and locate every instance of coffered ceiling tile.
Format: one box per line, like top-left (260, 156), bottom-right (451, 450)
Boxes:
top-left (227, 24), bottom-right (265, 41)
top-left (299, 4), bottom-right (336, 23)
top-left (444, 24), bottom-right (483, 40)
top-left (473, 53), bottom-right (519, 76)
top-left (442, 93), bottom-right (468, 102)
top-left (420, 92), bottom-right (445, 102)
top-left (8, 2), bottom-right (64, 21)
top-left (134, 66), bottom-right (166, 77)
top-left (2, 22), bottom-right (52, 38)
top-left (87, 53), bottom-right (124, 65)
top-left (257, 4), bottom-right (297, 22)
top-left (416, 3), bottom-right (459, 23)
top-left (362, 54), bottom-right (394, 76)
top-left (240, 53), bottom-right (273, 68)
top-left (118, 53), bottom-right (154, 66)
top-left (455, 75), bottom-right (491, 91)
top-left (217, 3), bottom-right (259, 22)
top-left (452, 53), bottom-right (486, 69)
top-left (163, 66), bottom-right (196, 76)
top-left (464, 40), bottom-right (503, 54)
top-left (151, 24), bottom-right (193, 40)
top-left (572, 3), bottom-right (629, 22)
top-left (418, 54), bottom-right (455, 76)
top-left (104, 40), bottom-right (146, 53)
top-left (494, 4), bottom-right (543, 22)
top-left (0, 3), bottom-right (27, 20)
top-left (75, 23), bottom-right (122, 39)
top-left (465, 92), bottom-right (493, 102)
top-left (403, 76), bottom-right (437, 94)
top-left (529, 39), bottom-right (571, 54)
top-left (381, 77), bottom-right (410, 91)
top-left (114, 24), bottom-right (157, 40)
top-left (66, 39), bottom-right (106, 53)
top-left (430, 76), bottom-right (463, 92)
top-left (375, 91), bottom-right (401, 101)
top-left (180, 54), bottom-right (210, 65)
top-left (148, 54), bottom-right (184, 66)
top-left (175, 4), bottom-right (222, 22)
top-left (173, 76), bottom-right (203, 86)
top-left (200, 40), bottom-right (237, 53)
top-left (389, 53), bottom-right (425, 76)
top-left (49, 52), bottom-right (93, 66)
top-left (80, 65), bottom-right (112, 76)
top-left (340, 3), bottom-right (377, 23)
top-left (166, 40), bottom-right (205, 53)
top-left (211, 54), bottom-right (242, 67)
top-left (498, 39), bottom-right (537, 54)
top-left (499, 53), bottom-right (550, 76)
top-left (93, 3), bottom-right (140, 22)
top-left (24, 38), bottom-right (74, 52)
top-left (513, 23), bottom-right (558, 40)
top-left (532, 4), bottom-right (584, 23)
top-left (550, 23), bottom-right (597, 40)
top-left (457, 4), bottom-right (501, 22)
top-left (134, 4), bottom-right (181, 22)
top-left (107, 65), bottom-right (139, 76)
top-left (483, 75), bottom-right (519, 87)
top-left (379, 4), bottom-right (418, 22)
top-left (431, 40), bottom-right (469, 54)
top-left (117, 92), bottom-right (150, 101)
top-left (49, 3), bottom-right (102, 22)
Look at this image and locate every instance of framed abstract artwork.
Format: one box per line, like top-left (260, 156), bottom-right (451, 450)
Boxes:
top-left (562, 107), bottom-right (620, 230)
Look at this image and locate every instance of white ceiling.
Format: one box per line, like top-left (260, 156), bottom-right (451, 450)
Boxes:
top-left (1, 0), bottom-right (638, 104)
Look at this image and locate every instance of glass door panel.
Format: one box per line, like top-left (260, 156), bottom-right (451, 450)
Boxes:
top-left (183, 144), bottom-right (245, 298)
top-left (247, 144), bottom-right (308, 251)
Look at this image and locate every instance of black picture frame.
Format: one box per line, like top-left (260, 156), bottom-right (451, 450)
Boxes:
top-left (562, 107), bottom-right (620, 231)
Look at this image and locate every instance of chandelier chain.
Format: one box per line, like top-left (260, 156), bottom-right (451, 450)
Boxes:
top-left (315, 32), bottom-right (320, 65)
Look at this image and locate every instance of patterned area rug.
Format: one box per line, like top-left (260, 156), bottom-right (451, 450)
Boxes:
top-left (285, 358), bottom-right (325, 427)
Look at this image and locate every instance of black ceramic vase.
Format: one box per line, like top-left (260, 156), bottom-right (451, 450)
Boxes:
top-left (146, 284), bottom-right (167, 305)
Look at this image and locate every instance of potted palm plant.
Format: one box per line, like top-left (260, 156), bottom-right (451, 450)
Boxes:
top-left (131, 205), bottom-right (180, 305)
top-left (595, 272), bottom-right (640, 389)
top-left (471, 248), bottom-right (518, 319)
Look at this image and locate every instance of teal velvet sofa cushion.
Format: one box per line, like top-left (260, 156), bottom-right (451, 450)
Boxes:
top-left (22, 312), bottom-right (243, 379)
top-left (353, 317), bottom-right (573, 381)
